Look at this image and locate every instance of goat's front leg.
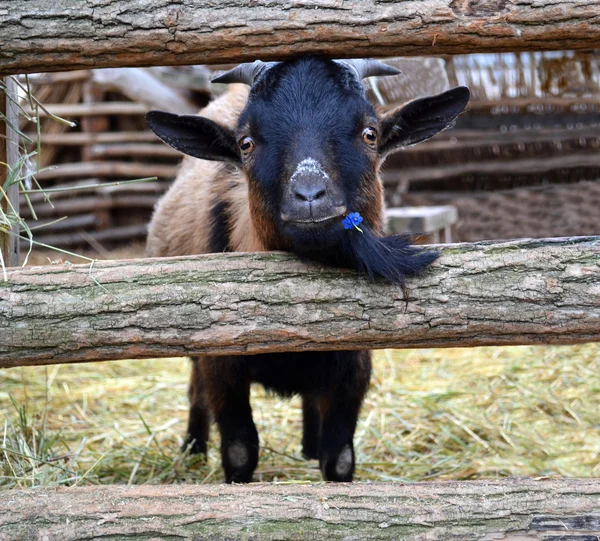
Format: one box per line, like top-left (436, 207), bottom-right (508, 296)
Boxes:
top-left (318, 351), bottom-right (371, 482)
top-left (201, 356), bottom-right (258, 483)
top-left (301, 395), bottom-right (321, 460)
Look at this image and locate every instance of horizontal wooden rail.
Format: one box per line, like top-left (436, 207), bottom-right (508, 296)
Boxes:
top-left (22, 102), bottom-right (147, 118)
top-left (20, 195), bottom-right (158, 219)
top-left (1, 1), bottom-right (600, 76)
top-left (0, 237), bottom-right (598, 368)
top-left (384, 153), bottom-right (600, 187)
top-left (1, 478), bottom-right (599, 540)
top-left (396, 127), bottom-right (600, 154)
top-left (23, 131), bottom-right (158, 146)
top-left (34, 161), bottom-right (177, 181)
top-left (26, 224), bottom-right (149, 250)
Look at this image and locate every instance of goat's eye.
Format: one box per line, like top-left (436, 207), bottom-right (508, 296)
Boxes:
top-left (362, 127), bottom-right (377, 146)
top-left (239, 136), bottom-right (255, 155)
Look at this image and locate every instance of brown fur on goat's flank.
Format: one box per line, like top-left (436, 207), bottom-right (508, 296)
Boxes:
top-left (145, 84), bottom-right (267, 258)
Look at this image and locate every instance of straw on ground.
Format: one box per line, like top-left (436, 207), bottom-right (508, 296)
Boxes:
top-left (1, 343), bottom-right (598, 487)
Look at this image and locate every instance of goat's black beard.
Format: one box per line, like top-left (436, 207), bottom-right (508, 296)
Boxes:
top-left (308, 226), bottom-right (440, 286)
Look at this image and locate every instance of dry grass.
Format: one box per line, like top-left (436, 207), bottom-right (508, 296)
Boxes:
top-left (1, 344), bottom-right (599, 488)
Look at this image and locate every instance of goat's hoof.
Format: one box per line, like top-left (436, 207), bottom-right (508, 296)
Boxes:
top-left (320, 444), bottom-right (355, 482)
top-left (222, 440), bottom-right (257, 483)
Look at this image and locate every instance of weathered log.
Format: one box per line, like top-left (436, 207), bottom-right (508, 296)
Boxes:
top-left (1, 478), bottom-right (600, 540)
top-left (0, 237), bottom-right (598, 368)
top-left (1, 1), bottom-right (600, 76)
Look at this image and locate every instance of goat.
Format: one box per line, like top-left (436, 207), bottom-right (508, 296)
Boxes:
top-left (146, 57), bottom-right (469, 483)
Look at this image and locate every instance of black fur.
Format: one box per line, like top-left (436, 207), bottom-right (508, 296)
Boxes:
top-left (146, 111), bottom-right (241, 164)
top-left (207, 201), bottom-right (231, 253)
top-left (339, 227), bottom-right (440, 284)
top-left (241, 58), bottom-right (379, 250)
top-left (188, 351), bottom-right (371, 483)
top-left (148, 56), bottom-right (469, 483)
top-left (379, 86), bottom-right (471, 155)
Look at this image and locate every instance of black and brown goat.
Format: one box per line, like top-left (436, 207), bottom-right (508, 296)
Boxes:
top-left (146, 57), bottom-right (469, 483)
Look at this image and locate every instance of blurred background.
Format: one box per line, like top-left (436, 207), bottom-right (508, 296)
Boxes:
top-left (17, 50), bottom-right (600, 258)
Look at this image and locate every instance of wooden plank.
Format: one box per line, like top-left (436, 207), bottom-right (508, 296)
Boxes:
top-left (0, 478), bottom-right (599, 540)
top-left (22, 214), bottom-right (100, 234)
top-left (386, 206), bottom-right (458, 234)
top-left (0, 77), bottom-right (20, 267)
top-left (34, 161), bottom-right (177, 181)
top-left (436, 127), bottom-right (600, 143)
top-left (22, 70), bottom-right (91, 84)
top-left (29, 224), bottom-right (148, 249)
top-left (91, 67), bottom-right (197, 114)
top-left (466, 96), bottom-right (600, 112)
top-left (1, 1), bottom-right (600, 76)
top-left (89, 143), bottom-right (180, 159)
top-left (20, 195), bottom-right (159, 219)
top-left (382, 96), bottom-right (600, 112)
top-left (20, 179), bottom-right (168, 204)
top-left (22, 102), bottom-right (147, 118)
top-left (0, 237), bottom-right (598, 368)
top-left (399, 127), bottom-right (600, 154)
top-left (23, 131), bottom-right (159, 146)
top-left (384, 153), bottom-right (600, 188)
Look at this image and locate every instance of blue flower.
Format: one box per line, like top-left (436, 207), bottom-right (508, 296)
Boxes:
top-left (342, 212), bottom-right (364, 232)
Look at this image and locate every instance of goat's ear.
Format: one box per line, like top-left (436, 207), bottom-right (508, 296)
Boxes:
top-left (379, 86), bottom-right (470, 156)
top-left (146, 110), bottom-right (241, 165)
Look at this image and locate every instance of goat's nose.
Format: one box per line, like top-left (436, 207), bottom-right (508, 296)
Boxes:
top-left (293, 180), bottom-right (327, 203)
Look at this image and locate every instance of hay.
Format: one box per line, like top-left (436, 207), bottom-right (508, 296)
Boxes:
top-left (2, 344), bottom-right (599, 488)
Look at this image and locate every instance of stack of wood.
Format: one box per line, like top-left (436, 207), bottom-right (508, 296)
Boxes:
top-left (19, 67), bottom-right (213, 251)
top-left (379, 51), bottom-right (600, 241)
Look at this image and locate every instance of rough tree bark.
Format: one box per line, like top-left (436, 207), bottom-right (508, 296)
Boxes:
top-left (0, 237), bottom-right (598, 368)
top-left (1, 0), bottom-right (600, 76)
top-left (1, 478), bottom-right (600, 540)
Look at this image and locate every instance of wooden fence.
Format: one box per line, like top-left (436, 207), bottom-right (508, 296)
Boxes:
top-left (1, 1), bottom-right (600, 75)
top-left (1, 2), bottom-right (600, 539)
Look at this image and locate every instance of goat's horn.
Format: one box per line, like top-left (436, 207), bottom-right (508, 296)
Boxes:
top-left (336, 59), bottom-right (401, 80)
top-left (211, 60), bottom-right (278, 85)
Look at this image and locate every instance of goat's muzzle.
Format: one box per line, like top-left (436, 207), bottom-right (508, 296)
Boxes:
top-left (280, 158), bottom-right (346, 228)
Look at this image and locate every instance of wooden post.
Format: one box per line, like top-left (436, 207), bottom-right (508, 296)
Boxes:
top-left (0, 76), bottom-right (20, 268)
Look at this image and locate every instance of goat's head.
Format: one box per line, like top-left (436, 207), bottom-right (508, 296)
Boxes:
top-left (147, 57), bottom-right (469, 284)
